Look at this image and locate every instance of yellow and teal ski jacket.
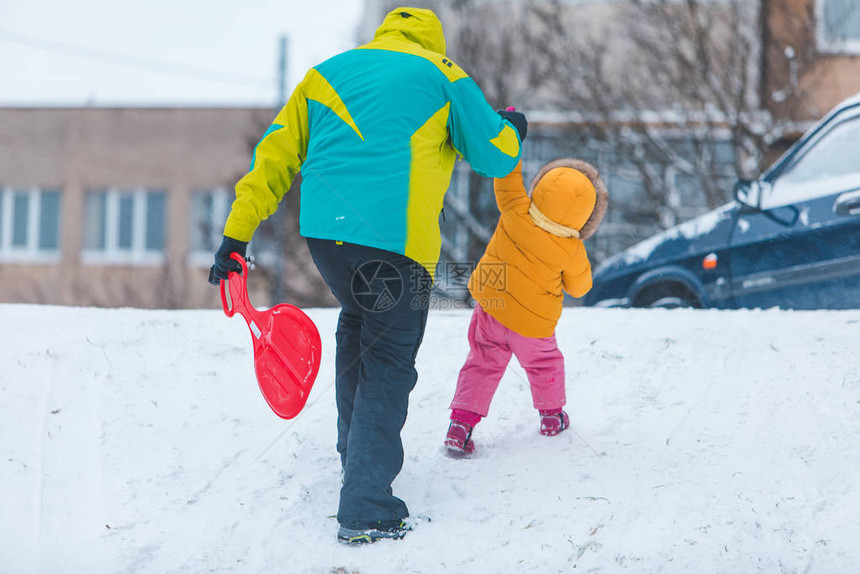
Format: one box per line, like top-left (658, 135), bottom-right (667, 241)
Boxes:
top-left (223, 7), bottom-right (522, 279)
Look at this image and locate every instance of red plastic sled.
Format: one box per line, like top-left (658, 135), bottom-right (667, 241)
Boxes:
top-left (220, 252), bottom-right (322, 419)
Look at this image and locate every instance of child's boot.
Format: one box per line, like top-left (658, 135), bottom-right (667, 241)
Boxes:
top-left (444, 409), bottom-right (482, 454)
top-left (539, 408), bottom-right (570, 436)
top-left (444, 420), bottom-right (475, 454)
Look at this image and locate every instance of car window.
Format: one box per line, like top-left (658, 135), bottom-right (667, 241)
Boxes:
top-left (764, 112), bottom-right (860, 208)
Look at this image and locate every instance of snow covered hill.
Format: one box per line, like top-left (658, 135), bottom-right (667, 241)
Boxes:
top-left (2, 304), bottom-right (859, 573)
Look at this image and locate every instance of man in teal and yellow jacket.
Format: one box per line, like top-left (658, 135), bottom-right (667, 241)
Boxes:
top-left (209, 6), bottom-right (526, 544)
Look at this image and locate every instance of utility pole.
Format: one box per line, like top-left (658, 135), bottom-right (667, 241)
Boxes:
top-left (271, 34), bottom-right (289, 303)
top-left (277, 35), bottom-right (289, 108)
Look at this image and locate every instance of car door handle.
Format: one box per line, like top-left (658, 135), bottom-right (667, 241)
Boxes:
top-left (834, 190), bottom-right (860, 216)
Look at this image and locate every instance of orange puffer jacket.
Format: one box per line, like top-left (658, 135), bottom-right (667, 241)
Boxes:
top-left (468, 159), bottom-right (609, 338)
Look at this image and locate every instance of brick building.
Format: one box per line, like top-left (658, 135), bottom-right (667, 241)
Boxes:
top-left (0, 107), bottom-right (280, 308)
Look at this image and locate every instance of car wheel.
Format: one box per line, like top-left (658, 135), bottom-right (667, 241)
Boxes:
top-left (647, 295), bottom-right (695, 309)
top-left (634, 282), bottom-right (702, 309)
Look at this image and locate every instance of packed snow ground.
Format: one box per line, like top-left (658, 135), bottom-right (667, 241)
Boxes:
top-left (2, 304), bottom-right (859, 573)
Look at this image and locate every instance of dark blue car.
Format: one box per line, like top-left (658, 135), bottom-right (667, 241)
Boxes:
top-left (585, 93), bottom-right (860, 310)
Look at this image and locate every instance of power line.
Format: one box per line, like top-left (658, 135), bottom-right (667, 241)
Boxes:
top-left (0, 28), bottom-right (273, 89)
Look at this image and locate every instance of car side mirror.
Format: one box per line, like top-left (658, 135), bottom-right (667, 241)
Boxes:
top-left (733, 179), bottom-right (762, 209)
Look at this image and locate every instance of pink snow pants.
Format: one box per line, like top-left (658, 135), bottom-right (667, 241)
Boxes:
top-left (450, 304), bottom-right (566, 417)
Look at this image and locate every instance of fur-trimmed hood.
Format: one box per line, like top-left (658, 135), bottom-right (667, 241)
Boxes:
top-left (528, 158), bottom-right (609, 241)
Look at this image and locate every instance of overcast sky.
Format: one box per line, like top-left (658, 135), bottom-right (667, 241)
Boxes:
top-left (0, 0), bottom-right (364, 106)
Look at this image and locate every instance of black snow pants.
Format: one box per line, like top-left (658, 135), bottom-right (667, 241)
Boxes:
top-left (306, 238), bottom-right (431, 529)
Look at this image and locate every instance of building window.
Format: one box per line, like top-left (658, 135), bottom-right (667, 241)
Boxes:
top-left (0, 187), bottom-right (62, 263)
top-left (818, 0), bottom-right (860, 53)
top-left (82, 188), bottom-right (166, 266)
top-left (188, 188), bottom-right (232, 266)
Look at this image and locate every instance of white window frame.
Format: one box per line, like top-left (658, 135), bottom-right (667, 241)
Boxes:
top-left (817, 0), bottom-right (860, 54)
top-left (0, 186), bottom-right (62, 264)
top-left (187, 188), bottom-right (232, 268)
top-left (81, 188), bottom-right (166, 267)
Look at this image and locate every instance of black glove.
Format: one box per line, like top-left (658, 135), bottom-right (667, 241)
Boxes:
top-left (208, 236), bottom-right (248, 286)
top-left (497, 109), bottom-right (528, 142)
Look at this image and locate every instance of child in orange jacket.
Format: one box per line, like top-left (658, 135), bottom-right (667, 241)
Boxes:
top-left (445, 158), bottom-right (608, 454)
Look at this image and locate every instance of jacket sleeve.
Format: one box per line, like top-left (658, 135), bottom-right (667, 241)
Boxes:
top-left (446, 76), bottom-right (521, 178)
top-left (562, 250), bottom-right (593, 298)
top-left (493, 160), bottom-right (530, 213)
top-left (223, 74), bottom-right (311, 242)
